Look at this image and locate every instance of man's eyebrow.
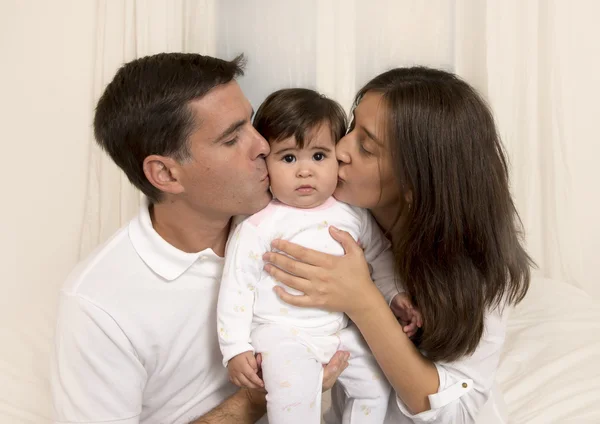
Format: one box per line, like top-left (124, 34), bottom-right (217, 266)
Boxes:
top-left (213, 107), bottom-right (254, 143)
top-left (213, 120), bottom-right (246, 143)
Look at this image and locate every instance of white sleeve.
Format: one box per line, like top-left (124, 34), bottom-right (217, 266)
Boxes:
top-left (217, 221), bottom-right (266, 366)
top-left (51, 293), bottom-right (146, 424)
top-left (358, 210), bottom-right (401, 304)
top-left (394, 309), bottom-right (507, 424)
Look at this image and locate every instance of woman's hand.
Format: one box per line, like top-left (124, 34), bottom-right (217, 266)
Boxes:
top-left (262, 226), bottom-right (384, 318)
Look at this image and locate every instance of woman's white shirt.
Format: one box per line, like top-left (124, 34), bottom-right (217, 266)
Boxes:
top-left (326, 308), bottom-right (509, 424)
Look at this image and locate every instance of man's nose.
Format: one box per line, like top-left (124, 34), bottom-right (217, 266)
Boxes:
top-left (252, 127), bottom-right (270, 159)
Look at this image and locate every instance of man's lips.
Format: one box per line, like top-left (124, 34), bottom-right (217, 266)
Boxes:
top-left (260, 174), bottom-right (270, 188)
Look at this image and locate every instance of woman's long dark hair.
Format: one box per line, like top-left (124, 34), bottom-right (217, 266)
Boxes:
top-left (355, 67), bottom-right (533, 362)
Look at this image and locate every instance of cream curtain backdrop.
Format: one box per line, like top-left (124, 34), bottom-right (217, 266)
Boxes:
top-left (456, 0), bottom-right (600, 300)
top-left (82, 0), bottom-right (600, 299)
top-left (1, 0), bottom-right (599, 423)
top-left (79, 0), bottom-right (217, 257)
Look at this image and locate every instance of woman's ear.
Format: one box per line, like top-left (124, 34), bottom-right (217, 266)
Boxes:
top-left (143, 155), bottom-right (185, 196)
top-left (404, 190), bottom-right (413, 205)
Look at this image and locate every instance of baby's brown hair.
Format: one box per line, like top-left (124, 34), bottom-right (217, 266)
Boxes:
top-left (253, 88), bottom-right (347, 147)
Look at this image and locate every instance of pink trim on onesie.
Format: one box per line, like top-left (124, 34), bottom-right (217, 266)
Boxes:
top-left (272, 196), bottom-right (337, 212)
top-left (247, 197), bottom-right (337, 227)
top-left (247, 201), bottom-right (279, 227)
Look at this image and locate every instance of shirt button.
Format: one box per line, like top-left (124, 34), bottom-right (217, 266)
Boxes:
top-left (462, 383), bottom-right (468, 388)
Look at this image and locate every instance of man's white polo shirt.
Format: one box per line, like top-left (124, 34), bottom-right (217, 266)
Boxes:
top-left (51, 202), bottom-right (237, 424)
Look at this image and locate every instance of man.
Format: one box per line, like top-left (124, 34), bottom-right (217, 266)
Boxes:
top-left (51, 53), bottom-right (348, 424)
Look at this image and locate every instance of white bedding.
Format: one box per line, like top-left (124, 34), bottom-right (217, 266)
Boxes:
top-left (1, 277), bottom-right (599, 423)
top-left (322, 277), bottom-right (600, 423)
top-left (498, 277), bottom-right (600, 423)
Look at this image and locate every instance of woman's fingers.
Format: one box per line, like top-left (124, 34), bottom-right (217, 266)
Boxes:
top-left (264, 264), bottom-right (311, 293)
top-left (328, 226), bottom-right (361, 255)
top-left (270, 239), bottom-right (334, 268)
top-left (273, 286), bottom-right (317, 308)
top-left (263, 251), bottom-right (315, 280)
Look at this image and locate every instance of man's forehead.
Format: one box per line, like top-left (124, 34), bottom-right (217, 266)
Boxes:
top-left (188, 81), bottom-right (251, 129)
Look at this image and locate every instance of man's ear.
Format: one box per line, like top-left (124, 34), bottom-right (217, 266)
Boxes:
top-left (143, 155), bottom-right (185, 196)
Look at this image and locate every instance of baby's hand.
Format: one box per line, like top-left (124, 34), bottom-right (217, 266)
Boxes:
top-left (227, 351), bottom-right (264, 390)
top-left (390, 292), bottom-right (423, 338)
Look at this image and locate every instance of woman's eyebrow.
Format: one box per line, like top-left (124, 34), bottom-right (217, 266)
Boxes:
top-left (361, 125), bottom-right (383, 146)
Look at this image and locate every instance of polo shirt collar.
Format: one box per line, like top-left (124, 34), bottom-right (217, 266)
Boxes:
top-left (128, 199), bottom-right (217, 281)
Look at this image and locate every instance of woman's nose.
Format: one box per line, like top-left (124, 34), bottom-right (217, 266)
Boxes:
top-left (336, 142), bottom-right (351, 164)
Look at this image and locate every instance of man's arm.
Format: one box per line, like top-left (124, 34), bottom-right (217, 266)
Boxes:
top-left (190, 389), bottom-right (266, 424)
top-left (51, 293), bottom-right (146, 424)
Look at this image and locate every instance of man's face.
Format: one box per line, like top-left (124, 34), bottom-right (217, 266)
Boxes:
top-left (178, 81), bottom-right (271, 218)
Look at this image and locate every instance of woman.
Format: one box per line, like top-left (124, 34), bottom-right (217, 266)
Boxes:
top-left (261, 67), bottom-right (532, 423)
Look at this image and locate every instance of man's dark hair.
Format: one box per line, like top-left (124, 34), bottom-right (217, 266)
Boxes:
top-left (253, 88), bottom-right (347, 147)
top-left (93, 53), bottom-right (245, 203)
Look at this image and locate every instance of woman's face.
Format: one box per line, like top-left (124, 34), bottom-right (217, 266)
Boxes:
top-left (334, 92), bottom-right (399, 211)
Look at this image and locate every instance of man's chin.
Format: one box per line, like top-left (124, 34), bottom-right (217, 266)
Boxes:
top-left (242, 191), bottom-right (272, 216)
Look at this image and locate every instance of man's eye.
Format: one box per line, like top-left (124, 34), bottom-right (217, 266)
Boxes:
top-left (223, 137), bottom-right (238, 146)
top-left (313, 152), bottom-right (326, 161)
top-left (283, 155), bottom-right (296, 163)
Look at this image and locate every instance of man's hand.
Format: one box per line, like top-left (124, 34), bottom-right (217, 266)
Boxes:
top-left (227, 351), bottom-right (264, 389)
top-left (191, 387), bottom-right (266, 424)
top-left (390, 293), bottom-right (423, 338)
top-left (322, 350), bottom-right (350, 391)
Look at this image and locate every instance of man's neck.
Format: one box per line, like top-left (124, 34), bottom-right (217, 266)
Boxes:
top-left (150, 201), bottom-right (231, 257)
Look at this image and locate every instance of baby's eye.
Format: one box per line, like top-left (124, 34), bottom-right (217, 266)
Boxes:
top-left (313, 152), bottom-right (326, 161)
top-left (283, 155), bottom-right (296, 163)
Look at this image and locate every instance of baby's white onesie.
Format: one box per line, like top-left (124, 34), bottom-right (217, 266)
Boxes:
top-left (217, 197), bottom-right (400, 424)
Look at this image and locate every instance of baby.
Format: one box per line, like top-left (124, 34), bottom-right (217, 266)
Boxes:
top-left (217, 88), bottom-right (420, 424)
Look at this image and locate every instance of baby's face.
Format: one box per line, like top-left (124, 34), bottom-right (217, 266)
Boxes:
top-left (266, 124), bottom-right (338, 209)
